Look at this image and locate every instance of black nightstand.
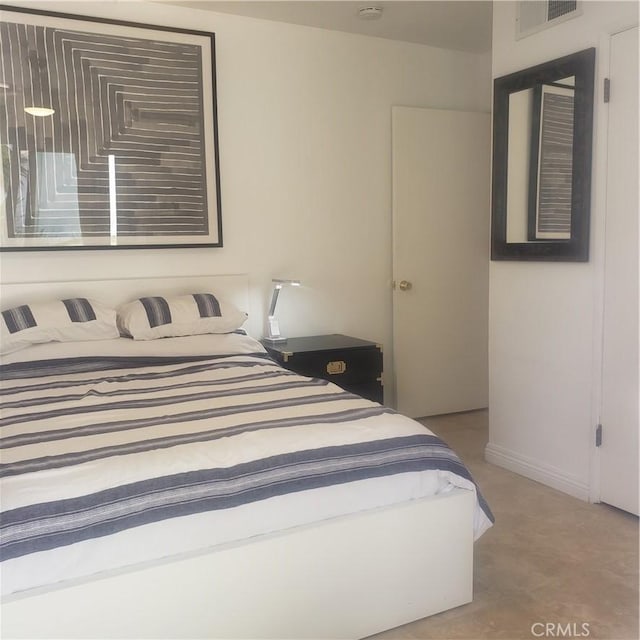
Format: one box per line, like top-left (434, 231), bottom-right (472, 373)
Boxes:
top-left (261, 334), bottom-right (383, 404)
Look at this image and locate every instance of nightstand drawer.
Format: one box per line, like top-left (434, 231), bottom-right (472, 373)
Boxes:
top-left (283, 347), bottom-right (382, 386)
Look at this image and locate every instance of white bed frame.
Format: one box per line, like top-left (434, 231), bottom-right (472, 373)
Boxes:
top-left (0, 275), bottom-right (475, 639)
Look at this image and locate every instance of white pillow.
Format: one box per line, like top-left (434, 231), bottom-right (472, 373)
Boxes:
top-left (0, 298), bottom-right (119, 355)
top-left (117, 293), bottom-right (248, 341)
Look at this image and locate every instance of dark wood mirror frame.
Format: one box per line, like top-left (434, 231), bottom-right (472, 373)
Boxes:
top-left (491, 48), bottom-right (596, 261)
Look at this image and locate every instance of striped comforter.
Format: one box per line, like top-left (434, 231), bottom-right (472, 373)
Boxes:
top-left (0, 338), bottom-right (493, 596)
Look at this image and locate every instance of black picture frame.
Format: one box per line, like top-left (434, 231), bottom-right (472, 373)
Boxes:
top-left (0, 4), bottom-right (222, 251)
top-left (491, 48), bottom-right (595, 261)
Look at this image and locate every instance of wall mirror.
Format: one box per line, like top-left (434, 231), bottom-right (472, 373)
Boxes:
top-left (491, 48), bottom-right (595, 261)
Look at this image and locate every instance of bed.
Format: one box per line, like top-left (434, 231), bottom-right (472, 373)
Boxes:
top-left (0, 274), bottom-right (493, 639)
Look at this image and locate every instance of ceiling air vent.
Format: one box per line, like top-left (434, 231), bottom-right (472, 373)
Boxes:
top-left (516, 0), bottom-right (581, 39)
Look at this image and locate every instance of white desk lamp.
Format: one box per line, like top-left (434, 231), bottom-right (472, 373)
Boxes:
top-left (264, 278), bottom-right (300, 343)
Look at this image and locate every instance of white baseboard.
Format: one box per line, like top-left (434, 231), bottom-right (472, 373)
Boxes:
top-left (485, 442), bottom-right (590, 501)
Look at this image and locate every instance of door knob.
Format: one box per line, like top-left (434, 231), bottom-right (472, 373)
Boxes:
top-left (398, 280), bottom-right (412, 291)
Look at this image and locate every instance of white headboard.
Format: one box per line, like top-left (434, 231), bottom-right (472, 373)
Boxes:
top-left (0, 274), bottom-right (250, 315)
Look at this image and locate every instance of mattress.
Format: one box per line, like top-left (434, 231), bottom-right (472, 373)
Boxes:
top-left (0, 333), bottom-right (493, 597)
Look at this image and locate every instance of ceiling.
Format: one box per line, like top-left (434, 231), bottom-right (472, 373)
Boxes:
top-left (157, 1), bottom-right (493, 53)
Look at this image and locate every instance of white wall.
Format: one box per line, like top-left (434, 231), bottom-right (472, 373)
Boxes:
top-left (488, 1), bottom-right (639, 499)
top-left (505, 89), bottom-right (533, 243)
top-left (0, 0), bottom-right (491, 401)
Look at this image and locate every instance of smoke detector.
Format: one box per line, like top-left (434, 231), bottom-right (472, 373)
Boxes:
top-left (358, 6), bottom-right (383, 20)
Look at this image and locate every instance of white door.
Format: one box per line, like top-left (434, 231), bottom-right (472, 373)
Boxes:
top-left (392, 107), bottom-right (490, 418)
top-left (599, 26), bottom-right (639, 515)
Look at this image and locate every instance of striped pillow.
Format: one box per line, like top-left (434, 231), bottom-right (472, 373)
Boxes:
top-left (117, 293), bottom-right (247, 341)
top-left (1, 299), bottom-right (119, 355)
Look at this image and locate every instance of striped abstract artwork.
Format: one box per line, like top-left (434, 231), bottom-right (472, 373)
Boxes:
top-left (536, 91), bottom-right (575, 237)
top-left (0, 9), bottom-right (220, 248)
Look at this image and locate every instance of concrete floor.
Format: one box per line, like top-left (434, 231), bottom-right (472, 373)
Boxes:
top-left (370, 410), bottom-right (639, 640)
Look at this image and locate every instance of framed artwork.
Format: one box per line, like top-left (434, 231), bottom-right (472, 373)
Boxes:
top-left (0, 4), bottom-right (222, 250)
top-left (527, 80), bottom-right (575, 241)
